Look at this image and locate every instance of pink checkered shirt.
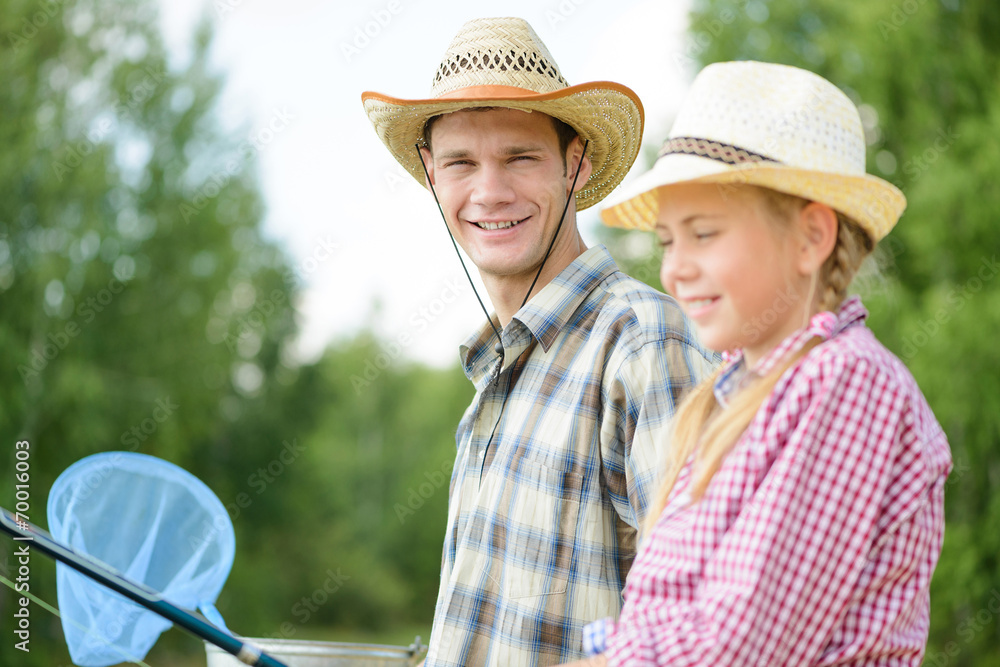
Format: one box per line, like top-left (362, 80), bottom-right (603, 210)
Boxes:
top-left (597, 296), bottom-right (952, 665)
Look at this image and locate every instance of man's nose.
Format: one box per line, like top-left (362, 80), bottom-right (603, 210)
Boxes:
top-left (469, 164), bottom-right (516, 208)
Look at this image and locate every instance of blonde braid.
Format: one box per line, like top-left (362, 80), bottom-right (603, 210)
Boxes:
top-left (818, 214), bottom-right (873, 313)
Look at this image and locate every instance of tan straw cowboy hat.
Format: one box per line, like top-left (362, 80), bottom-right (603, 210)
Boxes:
top-left (362, 17), bottom-right (644, 211)
top-left (600, 61), bottom-right (906, 241)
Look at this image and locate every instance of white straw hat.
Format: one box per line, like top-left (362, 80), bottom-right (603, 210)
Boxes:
top-left (600, 61), bottom-right (905, 241)
top-left (362, 17), bottom-right (644, 211)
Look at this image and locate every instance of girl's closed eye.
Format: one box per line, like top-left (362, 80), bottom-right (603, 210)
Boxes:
top-left (693, 226), bottom-right (718, 241)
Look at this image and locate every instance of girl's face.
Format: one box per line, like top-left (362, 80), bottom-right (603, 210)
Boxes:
top-left (655, 183), bottom-right (814, 367)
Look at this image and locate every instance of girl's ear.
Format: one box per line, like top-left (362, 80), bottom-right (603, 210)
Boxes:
top-left (795, 202), bottom-right (838, 275)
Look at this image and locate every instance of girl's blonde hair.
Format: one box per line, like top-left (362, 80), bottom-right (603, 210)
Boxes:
top-left (643, 186), bottom-right (875, 535)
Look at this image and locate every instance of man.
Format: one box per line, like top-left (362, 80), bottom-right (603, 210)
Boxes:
top-left (362, 17), bottom-right (714, 667)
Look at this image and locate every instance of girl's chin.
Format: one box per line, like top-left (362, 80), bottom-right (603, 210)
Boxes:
top-left (690, 328), bottom-right (736, 355)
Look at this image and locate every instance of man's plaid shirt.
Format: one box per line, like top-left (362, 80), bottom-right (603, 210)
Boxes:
top-left (425, 246), bottom-right (716, 667)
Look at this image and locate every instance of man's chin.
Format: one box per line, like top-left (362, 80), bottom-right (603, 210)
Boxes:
top-left (474, 256), bottom-right (542, 282)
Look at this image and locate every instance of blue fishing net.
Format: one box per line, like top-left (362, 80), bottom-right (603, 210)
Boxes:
top-left (47, 452), bottom-right (235, 666)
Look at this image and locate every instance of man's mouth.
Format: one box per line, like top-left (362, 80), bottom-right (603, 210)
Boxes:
top-left (473, 218), bottom-right (526, 231)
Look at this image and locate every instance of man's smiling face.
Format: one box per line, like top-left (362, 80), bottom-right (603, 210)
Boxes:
top-left (422, 108), bottom-right (584, 284)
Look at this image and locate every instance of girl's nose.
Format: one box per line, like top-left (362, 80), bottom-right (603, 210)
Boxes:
top-left (660, 242), bottom-right (698, 289)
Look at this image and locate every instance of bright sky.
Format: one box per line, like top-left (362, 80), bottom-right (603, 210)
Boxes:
top-left (159, 0), bottom-right (694, 367)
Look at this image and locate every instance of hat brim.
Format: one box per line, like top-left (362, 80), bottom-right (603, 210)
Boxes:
top-left (600, 154), bottom-right (906, 241)
top-left (362, 82), bottom-right (643, 211)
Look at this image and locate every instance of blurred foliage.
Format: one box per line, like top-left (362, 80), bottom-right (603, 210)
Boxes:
top-left (0, 0), bottom-right (296, 661)
top-left (212, 335), bottom-right (469, 642)
top-left (600, 0), bottom-right (1000, 664)
top-left (0, 0), bottom-right (468, 663)
top-left (1, 0), bottom-right (996, 665)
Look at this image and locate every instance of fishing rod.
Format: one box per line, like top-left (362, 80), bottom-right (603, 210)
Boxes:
top-left (0, 506), bottom-right (288, 667)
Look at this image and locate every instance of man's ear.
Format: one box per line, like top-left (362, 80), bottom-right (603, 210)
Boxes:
top-left (419, 146), bottom-right (435, 188)
top-left (567, 138), bottom-right (593, 194)
top-left (795, 201), bottom-right (838, 275)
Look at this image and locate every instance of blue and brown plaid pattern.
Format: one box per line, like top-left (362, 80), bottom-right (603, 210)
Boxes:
top-left (425, 246), bottom-right (716, 667)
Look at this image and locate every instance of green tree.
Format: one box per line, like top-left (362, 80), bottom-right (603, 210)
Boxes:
top-left (0, 2), bottom-right (476, 662)
top-left (0, 0), bottom-right (299, 663)
top-left (213, 334), bottom-right (472, 642)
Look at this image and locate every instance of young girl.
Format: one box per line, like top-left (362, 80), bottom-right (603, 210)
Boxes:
top-left (559, 61), bottom-right (952, 665)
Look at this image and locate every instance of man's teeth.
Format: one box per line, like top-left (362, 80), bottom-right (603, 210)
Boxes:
top-left (688, 298), bottom-right (715, 309)
top-left (475, 220), bottom-right (521, 230)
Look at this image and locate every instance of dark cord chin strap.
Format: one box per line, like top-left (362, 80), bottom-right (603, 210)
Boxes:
top-left (414, 139), bottom-right (589, 357)
top-left (415, 139), bottom-right (590, 485)
top-left (518, 139), bottom-right (590, 313)
top-left (415, 144), bottom-right (502, 349)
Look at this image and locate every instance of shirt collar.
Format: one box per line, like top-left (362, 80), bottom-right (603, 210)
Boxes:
top-left (459, 245), bottom-right (619, 389)
top-left (714, 295), bottom-right (869, 406)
